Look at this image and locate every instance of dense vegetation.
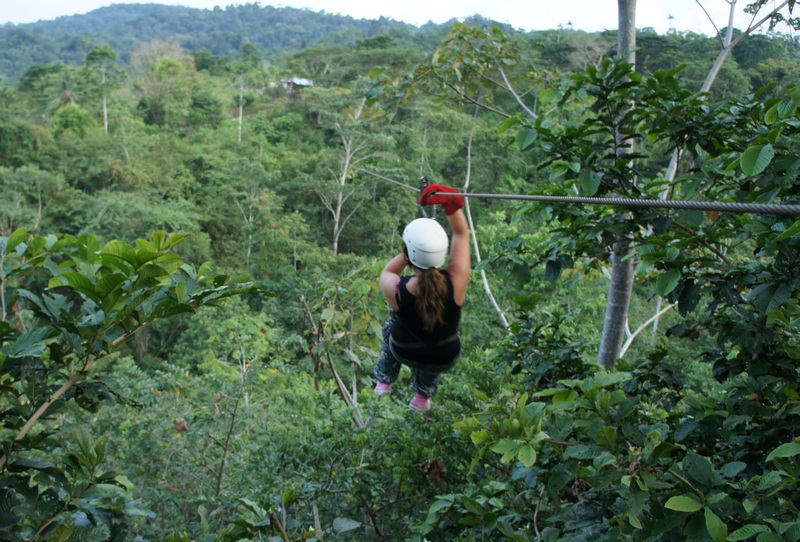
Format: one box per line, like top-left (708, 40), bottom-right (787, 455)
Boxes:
top-left (1, 3), bottom-right (800, 540)
top-left (0, 3), bottom-right (460, 85)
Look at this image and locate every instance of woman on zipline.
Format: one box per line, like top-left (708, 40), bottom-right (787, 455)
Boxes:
top-left (374, 184), bottom-right (470, 412)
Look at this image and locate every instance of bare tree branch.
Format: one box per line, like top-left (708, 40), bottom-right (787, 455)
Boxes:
top-left (463, 106), bottom-right (511, 331)
top-left (619, 302), bottom-right (677, 358)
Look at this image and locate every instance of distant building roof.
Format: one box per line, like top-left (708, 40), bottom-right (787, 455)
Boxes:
top-left (283, 77), bottom-right (315, 88)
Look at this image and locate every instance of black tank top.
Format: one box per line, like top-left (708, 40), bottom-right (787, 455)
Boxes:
top-left (390, 270), bottom-right (462, 366)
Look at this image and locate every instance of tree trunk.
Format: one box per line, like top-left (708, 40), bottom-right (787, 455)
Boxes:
top-left (102, 66), bottom-right (108, 134)
top-left (617, 0), bottom-right (637, 64)
top-left (598, 239), bottom-right (636, 365)
top-left (238, 80), bottom-right (244, 144)
top-left (596, 0), bottom-right (637, 368)
top-left (102, 93), bottom-right (108, 134)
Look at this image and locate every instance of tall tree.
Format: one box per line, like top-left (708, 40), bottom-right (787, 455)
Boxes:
top-left (232, 43), bottom-right (264, 144)
top-left (82, 44), bottom-right (125, 134)
top-left (595, 0), bottom-right (638, 367)
top-left (645, 0), bottom-right (800, 350)
top-left (130, 40), bottom-right (195, 128)
top-left (310, 86), bottom-right (392, 255)
top-left (598, 0), bottom-right (799, 366)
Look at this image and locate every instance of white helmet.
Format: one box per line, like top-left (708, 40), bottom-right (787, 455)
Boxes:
top-left (403, 218), bottom-right (449, 270)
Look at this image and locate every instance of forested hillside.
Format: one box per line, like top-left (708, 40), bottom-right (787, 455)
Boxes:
top-left (0, 3), bottom-right (459, 83)
top-left (1, 2), bottom-right (800, 540)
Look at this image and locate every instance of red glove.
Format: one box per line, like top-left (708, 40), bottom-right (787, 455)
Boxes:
top-left (419, 184), bottom-right (464, 216)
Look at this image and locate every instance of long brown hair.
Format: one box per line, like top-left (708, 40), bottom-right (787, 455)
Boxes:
top-left (416, 268), bottom-right (448, 331)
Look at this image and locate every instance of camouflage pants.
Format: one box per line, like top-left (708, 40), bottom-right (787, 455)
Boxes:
top-left (373, 316), bottom-right (459, 398)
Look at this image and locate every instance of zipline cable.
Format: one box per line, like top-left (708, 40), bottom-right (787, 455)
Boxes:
top-left (429, 192), bottom-right (800, 217)
top-left (356, 169), bottom-right (420, 192)
top-left (356, 169), bottom-right (800, 216)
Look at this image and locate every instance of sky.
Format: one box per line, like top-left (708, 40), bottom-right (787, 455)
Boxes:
top-left (0, 0), bottom-right (789, 36)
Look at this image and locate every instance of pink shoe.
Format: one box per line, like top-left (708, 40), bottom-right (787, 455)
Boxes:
top-left (374, 382), bottom-right (392, 396)
top-left (409, 393), bottom-right (431, 412)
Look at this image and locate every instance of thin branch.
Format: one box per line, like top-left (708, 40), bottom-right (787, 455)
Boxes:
top-left (361, 497), bottom-right (387, 540)
top-left (463, 106), bottom-right (510, 331)
top-left (327, 351), bottom-right (367, 428)
top-left (337, 187), bottom-right (360, 217)
top-left (300, 296), bottom-right (367, 428)
top-left (269, 512), bottom-right (290, 542)
top-left (1, 362), bottom-right (91, 470)
top-left (671, 221), bottom-right (733, 268)
top-left (730, 1), bottom-right (789, 49)
top-left (433, 72), bottom-right (510, 118)
top-left (335, 197), bottom-right (366, 246)
top-left (300, 296), bottom-right (318, 335)
top-left (493, 59), bottom-right (538, 120)
top-left (668, 468), bottom-right (705, 499)
top-left (619, 302), bottom-right (677, 358)
top-left (533, 485), bottom-right (545, 539)
top-left (213, 390), bottom-right (243, 500)
top-left (317, 188), bottom-right (334, 214)
top-left (700, 0), bottom-right (790, 92)
top-left (695, 0), bottom-right (723, 44)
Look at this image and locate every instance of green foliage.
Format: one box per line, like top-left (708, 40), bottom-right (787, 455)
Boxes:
top-left (0, 119), bottom-right (37, 168)
top-left (1, 11), bottom-right (800, 541)
top-left (0, 4), bottom-right (432, 85)
top-left (0, 166), bottom-right (67, 235)
top-left (416, 57), bottom-right (800, 542)
top-left (51, 104), bottom-right (97, 138)
top-left (0, 229), bottom-right (264, 540)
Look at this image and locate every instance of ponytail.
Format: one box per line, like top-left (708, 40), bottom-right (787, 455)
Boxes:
top-left (416, 269), bottom-right (448, 331)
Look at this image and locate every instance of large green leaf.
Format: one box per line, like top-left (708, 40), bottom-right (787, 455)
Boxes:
top-left (589, 371), bottom-right (632, 389)
top-left (775, 96), bottom-right (797, 119)
top-left (755, 532), bottom-right (787, 542)
top-left (704, 508), bottom-right (727, 542)
top-left (6, 228), bottom-right (29, 253)
top-left (766, 441), bottom-right (800, 461)
top-left (1, 326), bottom-right (59, 358)
top-left (460, 496), bottom-right (485, 515)
top-left (332, 517), bottom-right (361, 534)
top-left (665, 495), bottom-right (702, 512)
top-left (740, 144), bottom-right (775, 175)
top-left (728, 524), bottom-right (771, 541)
top-left (773, 219), bottom-right (800, 242)
top-left (518, 443), bottom-right (537, 467)
top-left (683, 452), bottom-right (715, 487)
top-left (489, 438), bottom-right (519, 455)
top-left (594, 426), bottom-right (617, 449)
top-left (135, 263), bottom-right (170, 280)
top-left (75, 234), bottom-right (101, 264)
top-left (657, 269), bottom-right (681, 296)
top-left (95, 273), bottom-right (128, 301)
top-left (749, 282), bottom-right (792, 313)
top-left (515, 127), bottom-right (537, 150)
top-left (145, 231), bottom-right (187, 252)
top-left (8, 457), bottom-right (60, 473)
top-left (470, 429), bottom-right (491, 445)
top-left (49, 272), bottom-right (99, 300)
top-left (578, 168), bottom-right (601, 196)
top-left (100, 241), bottom-right (137, 270)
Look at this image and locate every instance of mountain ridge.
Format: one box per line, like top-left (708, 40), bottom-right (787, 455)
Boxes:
top-left (0, 3), bottom-right (466, 83)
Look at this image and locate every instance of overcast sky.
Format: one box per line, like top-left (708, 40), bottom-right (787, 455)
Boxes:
top-left (0, 0), bottom-right (788, 36)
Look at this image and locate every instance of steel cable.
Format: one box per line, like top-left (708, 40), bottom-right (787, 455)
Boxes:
top-left (357, 169), bottom-right (800, 216)
top-left (431, 192), bottom-right (800, 216)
